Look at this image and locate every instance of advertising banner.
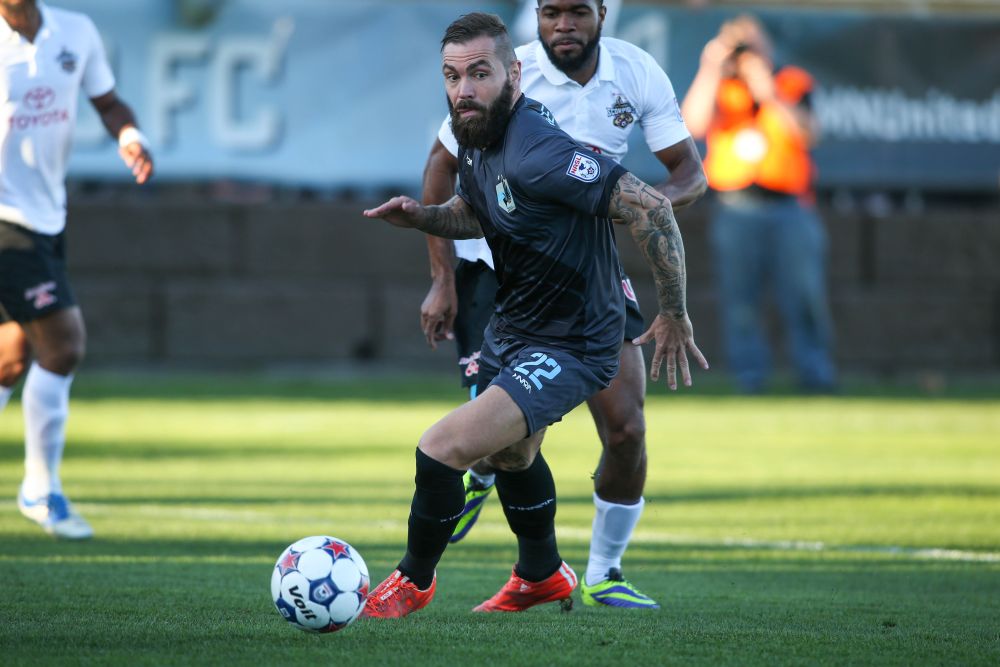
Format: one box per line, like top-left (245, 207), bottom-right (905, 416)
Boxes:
top-left (53, 1), bottom-right (999, 191)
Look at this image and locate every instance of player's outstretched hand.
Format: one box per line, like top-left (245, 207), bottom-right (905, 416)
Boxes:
top-left (633, 313), bottom-right (709, 390)
top-left (363, 196), bottom-right (425, 229)
top-left (119, 142), bottom-right (153, 184)
top-left (420, 279), bottom-right (457, 350)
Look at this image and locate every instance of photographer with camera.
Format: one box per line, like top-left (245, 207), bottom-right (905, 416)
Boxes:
top-left (682, 15), bottom-right (836, 394)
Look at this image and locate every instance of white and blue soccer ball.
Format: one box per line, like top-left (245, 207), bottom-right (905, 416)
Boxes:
top-left (271, 535), bottom-right (369, 633)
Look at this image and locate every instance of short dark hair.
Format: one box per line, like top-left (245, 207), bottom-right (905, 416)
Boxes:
top-left (537, 0), bottom-right (604, 5)
top-left (440, 12), bottom-right (515, 68)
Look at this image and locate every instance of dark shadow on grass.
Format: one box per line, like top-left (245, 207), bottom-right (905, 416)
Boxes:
top-left (6, 370), bottom-right (997, 403)
top-left (69, 492), bottom-right (412, 506)
top-left (65, 374), bottom-right (467, 404)
top-left (0, 440), bottom-right (401, 462)
top-left (51, 483), bottom-right (999, 508)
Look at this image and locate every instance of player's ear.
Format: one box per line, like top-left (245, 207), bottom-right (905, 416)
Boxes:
top-left (509, 59), bottom-right (522, 89)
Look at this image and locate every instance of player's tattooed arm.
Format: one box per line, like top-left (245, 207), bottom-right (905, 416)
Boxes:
top-left (363, 194), bottom-right (483, 240)
top-left (609, 172), bottom-right (687, 319)
top-left (419, 195), bottom-right (484, 240)
top-left (609, 171), bottom-right (708, 388)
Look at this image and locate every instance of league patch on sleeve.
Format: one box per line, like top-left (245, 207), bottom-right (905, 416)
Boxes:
top-left (566, 151), bottom-right (601, 183)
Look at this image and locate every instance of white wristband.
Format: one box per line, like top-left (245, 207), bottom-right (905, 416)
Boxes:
top-left (118, 126), bottom-right (149, 149)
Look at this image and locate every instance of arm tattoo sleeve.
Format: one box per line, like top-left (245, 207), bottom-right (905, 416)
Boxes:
top-left (416, 195), bottom-right (484, 240)
top-left (610, 172), bottom-right (688, 319)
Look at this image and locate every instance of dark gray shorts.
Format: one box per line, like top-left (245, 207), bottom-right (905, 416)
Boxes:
top-left (476, 323), bottom-right (619, 436)
top-left (454, 258), bottom-right (643, 391)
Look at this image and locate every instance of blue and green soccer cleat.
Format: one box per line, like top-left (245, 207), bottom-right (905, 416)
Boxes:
top-left (449, 472), bottom-right (494, 543)
top-left (580, 568), bottom-right (660, 609)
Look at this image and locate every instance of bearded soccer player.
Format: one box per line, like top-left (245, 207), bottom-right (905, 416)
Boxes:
top-left (0, 0), bottom-right (153, 539)
top-left (362, 12), bottom-right (706, 617)
top-left (419, 0), bottom-right (706, 609)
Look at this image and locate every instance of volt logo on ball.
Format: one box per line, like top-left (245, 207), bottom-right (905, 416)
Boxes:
top-left (271, 535), bottom-right (369, 634)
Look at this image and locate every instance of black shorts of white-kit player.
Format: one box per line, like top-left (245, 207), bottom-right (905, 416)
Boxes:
top-left (0, 220), bottom-right (76, 323)
top-left (454, 258), bottom-right (498, 390)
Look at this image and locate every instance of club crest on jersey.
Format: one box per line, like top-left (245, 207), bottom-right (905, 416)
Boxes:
top-left (496, 177), bottom-right (516, 213)
top-left (566, 151), bottom-right (600, 183)
top-left (56, 48), bottom-right (77, 74)
top-left (607, 95), bottom-right (636, 129)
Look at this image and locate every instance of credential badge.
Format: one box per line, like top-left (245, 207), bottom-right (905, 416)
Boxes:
top-left (496, 177), bottom-right (516, 213)
top-left (566, 152), bottom-right (600, 183)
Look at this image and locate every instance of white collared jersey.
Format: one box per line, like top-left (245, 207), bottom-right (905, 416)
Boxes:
top-left (0, 4), bottom-right (114, 234)
top-left (440, 37), bottom-right (691, 268)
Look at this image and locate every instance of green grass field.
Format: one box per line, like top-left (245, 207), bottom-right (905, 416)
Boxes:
top-left (1, 374), bottom-right (998, 666)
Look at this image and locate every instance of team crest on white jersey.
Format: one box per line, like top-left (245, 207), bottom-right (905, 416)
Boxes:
top-left (607, 95), bottom-right (636, 129)
top-left (56, 48), bottom-right (77, 74)
top-left (566, 152), bottom-right (600, 183)
top-left (496, 177), bottom-right (516, 213)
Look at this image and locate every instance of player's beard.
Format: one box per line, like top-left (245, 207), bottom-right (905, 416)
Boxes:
top-left (540, 24), bottom-right (602, 75)
top-left (448, 78), bottom-right (516, 150)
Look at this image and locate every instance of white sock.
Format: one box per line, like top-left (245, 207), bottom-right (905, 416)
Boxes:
top-left (586, 493), bottom-right (645, 586)
top-left (0, 385), bottom-right (12, 412)
top-left (21, 363), bottom-right (73, 499)
top-left (469, 469), bottom-right (496, 488)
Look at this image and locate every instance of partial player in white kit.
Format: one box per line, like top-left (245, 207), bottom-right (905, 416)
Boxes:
top-left (420, 0), bottom-right (706, 608)
top-left (0, 0), bottom-right (153, 539)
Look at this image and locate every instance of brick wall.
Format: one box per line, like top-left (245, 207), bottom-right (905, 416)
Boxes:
top-left (65, 197), bottom-right (1000, 373)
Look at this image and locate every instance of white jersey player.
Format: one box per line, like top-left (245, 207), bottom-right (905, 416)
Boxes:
top-left (0, 0), bottom-right (153, 539)
top-left (419, 0), bottom-right (706, 608)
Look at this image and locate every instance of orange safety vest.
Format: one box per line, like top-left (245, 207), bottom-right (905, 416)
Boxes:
top-left (703, 66), bottom-right (815, 196)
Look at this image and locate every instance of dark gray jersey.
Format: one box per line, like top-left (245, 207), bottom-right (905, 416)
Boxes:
top-left (456, 95), bottom-right (628, 362)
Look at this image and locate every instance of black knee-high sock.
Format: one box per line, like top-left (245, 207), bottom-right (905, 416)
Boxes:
top-left (397, 448), bottom-right (466, 589)
top-left (494, 452), bottom-right (561, 582)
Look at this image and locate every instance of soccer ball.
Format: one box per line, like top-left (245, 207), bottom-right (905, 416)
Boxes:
top-left (271, 535), bottom-right (369, 633)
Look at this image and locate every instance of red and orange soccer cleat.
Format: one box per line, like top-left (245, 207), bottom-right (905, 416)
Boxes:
top-left (361, 569), bottom-right (436, 619)
top-left (473, 562), bottom-right (578, 612)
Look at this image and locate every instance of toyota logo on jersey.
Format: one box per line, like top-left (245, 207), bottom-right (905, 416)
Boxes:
top-left (24, 87), bottom-right (56, 111)
top-left (10, 86), bottom-right (69, 130)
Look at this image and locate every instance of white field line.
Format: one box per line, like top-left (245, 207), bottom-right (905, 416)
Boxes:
top-left (557, 526), bottom-right (1000, 563)
top-left (30, 502), bottom-right (999, 565)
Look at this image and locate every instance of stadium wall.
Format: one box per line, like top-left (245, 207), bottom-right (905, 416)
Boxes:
top-left (66, 197), bottom-right (1000, 375)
